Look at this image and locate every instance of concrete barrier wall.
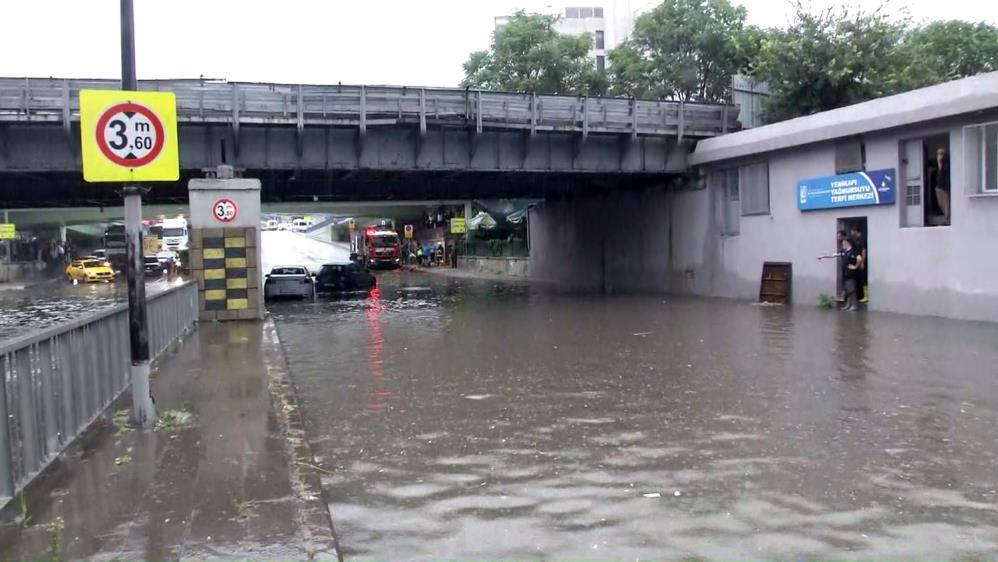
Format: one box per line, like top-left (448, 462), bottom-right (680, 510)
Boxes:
top-left (457, 256), bottom-right (529, 277)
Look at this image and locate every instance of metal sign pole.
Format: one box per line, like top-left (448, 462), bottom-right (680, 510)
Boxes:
top-left (120, 0), bottom-right (155, 428)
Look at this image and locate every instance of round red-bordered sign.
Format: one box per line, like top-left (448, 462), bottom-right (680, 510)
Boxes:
top-left (212, 198), bottom-right (238, 223)
top-left (94, 102), bottom-right (166, 168)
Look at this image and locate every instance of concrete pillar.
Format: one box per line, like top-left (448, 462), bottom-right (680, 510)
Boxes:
top-left (188, 166), bottom-right (264, 322)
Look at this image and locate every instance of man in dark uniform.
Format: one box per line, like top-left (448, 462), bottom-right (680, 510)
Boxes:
top-left (850, 225), bottom-right (868, 304)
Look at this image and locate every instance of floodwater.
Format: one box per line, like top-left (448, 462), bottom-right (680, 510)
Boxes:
top-left (269, 272), bottom-right (998, 560)
top-left (0, 278), bottom-right (177, 343)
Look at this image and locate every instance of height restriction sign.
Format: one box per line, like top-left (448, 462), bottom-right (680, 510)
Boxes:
top-left (80, 89), bottom-right (179, 182)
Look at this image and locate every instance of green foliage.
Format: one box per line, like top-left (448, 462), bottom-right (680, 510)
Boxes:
top-left (608, 0), bottom-right (749, 101)
top-left (819, 293), bottom-right (836, 310)
top-left (752, 3), bottom-right (908, 122)
top-left (461, 11), bottom-right (607, 96)
top-left (894, 20), bottom-right (998, 90)
top-left (752, 5), bottom-right (998, 122)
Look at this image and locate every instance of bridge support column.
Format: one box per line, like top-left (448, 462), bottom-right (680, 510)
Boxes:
top-left (188, 166), bottom-right (264, 322)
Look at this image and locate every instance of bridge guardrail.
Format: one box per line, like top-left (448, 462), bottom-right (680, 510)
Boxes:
top-left (0, 77), bottom-right (738, 138)
top-left (0, 281), bottom-right (198, 505)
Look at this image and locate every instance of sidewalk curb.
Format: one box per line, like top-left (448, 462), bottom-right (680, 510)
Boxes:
top-left (262, 318), bottom-right (343, 562)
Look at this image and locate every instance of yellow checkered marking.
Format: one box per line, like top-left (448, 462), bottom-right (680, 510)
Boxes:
top-left (205, 289), bottom-right (227, 301)
top-left (199, 228), bottom-right (255, 314)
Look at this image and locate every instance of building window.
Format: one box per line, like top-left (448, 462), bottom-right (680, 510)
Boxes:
top-left (580, 7), bottom-right (594, 17)
top-left (594, 7), bottom-right (604, 17)
top-left (596, 55), bottom-right (606, 72)
top-left (983, 123), bottom-right (998, 193)
top-left (721, 169), bottom-right (740, 236)
top-left (595, 30), bottom-right (605, 49)
top-left (565, 7), bottom-right (580, 18)
top-left (739, 162), bottom-right (770, 215)
top-left (835, 138), bottom-right (865, 174)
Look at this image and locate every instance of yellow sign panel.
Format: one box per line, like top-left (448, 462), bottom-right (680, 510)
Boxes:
top-left (80, 89), bottom-right (179, 182)
top-left (404, 224), bottom-right (413, 239)
top-left (450, 218), bottom-right (467, 234)
top-left (0, 223), bottom-right (14, 240)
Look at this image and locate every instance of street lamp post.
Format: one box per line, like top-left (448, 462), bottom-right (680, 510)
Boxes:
top-left (120, 0), bottom-right (156, 428)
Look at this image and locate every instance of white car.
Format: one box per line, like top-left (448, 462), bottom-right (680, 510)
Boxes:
top-left (277, 222), bottom-right (292, 231)
top-left (264, 266), bottom-right (315, 300)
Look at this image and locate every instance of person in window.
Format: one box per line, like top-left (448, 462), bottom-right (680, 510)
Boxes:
top-left (930, 147), bottom-right (951, 225)
top-left (841, 237), bottom-right (861, 311)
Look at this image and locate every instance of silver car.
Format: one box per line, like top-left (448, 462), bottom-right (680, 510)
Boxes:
top-left (264, 265), bottom-right (315, 300)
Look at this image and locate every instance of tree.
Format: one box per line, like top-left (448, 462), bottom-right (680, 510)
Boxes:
top-left (894, 20), bottom-right (998, 91)
top-left (461, 11), bottom-right (607, 96)
top-left (607, 0), bottom-right (750, 102)
top-left (751, 4), bottom-right (908, 122)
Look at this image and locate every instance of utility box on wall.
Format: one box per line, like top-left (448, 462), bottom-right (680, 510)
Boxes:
top-left (188, 168), bottom-right (264, 321)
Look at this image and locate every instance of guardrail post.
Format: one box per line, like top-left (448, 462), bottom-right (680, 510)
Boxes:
top-left (0, 358), bottom-right (15, 499)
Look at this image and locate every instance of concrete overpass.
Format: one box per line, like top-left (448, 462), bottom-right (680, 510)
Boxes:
top-left (0, 77), bottom-right (738, 207)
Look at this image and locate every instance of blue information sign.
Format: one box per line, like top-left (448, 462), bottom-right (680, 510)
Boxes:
top-left (797, 168), bottom-right (896, 211)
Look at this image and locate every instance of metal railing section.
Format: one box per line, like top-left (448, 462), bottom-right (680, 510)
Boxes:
top-left (0, 77), bottom-right (737, 138)
top-left (0, 281), bottom-right (198, 502)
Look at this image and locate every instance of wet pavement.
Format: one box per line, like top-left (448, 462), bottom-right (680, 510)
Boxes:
top-left (0, 321), bottom-right (338, 561)
top-left (0, 277), bottom-right (179, 343)
top-left (270, 272), bottom-right (998, 560)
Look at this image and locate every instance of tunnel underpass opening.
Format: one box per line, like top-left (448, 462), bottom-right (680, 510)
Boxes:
top-left (0, 168), bottom-right (683, 209)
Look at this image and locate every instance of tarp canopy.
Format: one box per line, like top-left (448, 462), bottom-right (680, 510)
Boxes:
top-left (468, 211), bottom-right (497, 230)
top-left (506, 202), bottom-right (537, 224)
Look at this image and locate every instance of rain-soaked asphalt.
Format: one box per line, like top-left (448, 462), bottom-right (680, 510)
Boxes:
top-left (269, 272), bottom-right (998, 560)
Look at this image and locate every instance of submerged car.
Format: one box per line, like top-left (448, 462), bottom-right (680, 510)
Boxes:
top-left (315, 262), bottom-right (376, 293)
top-left (66, 259), bottom-right (115, 283)
top-left (143, 256), bottom-right (164, 276)
top-left (264, 265), bottom-right (315, 300)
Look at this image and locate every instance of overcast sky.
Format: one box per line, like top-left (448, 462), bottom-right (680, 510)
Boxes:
top-left (2, 0), bottom-right (995, 88)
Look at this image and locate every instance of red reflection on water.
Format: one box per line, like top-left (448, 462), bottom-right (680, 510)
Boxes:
top-left (365, 286), bottom-right (391, 410)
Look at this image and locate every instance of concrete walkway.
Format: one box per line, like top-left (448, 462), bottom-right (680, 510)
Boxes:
top-left (0, 321), bottom-right (339, 561)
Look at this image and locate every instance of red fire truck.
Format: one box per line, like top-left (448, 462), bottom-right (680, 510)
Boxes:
top-left (351, 226), bottom-right (401, 270)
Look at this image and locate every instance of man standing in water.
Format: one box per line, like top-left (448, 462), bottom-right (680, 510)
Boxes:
top-left (841, 237), bottom-right (862, 311)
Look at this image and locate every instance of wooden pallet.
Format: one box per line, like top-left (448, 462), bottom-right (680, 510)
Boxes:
top-left (759, 262), bottom-right (792, 304)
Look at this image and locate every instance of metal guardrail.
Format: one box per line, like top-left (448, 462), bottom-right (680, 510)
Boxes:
top-left (0, 281), bottom-right (198, 503)
top-left (0, 77), bottom-right (738, 138)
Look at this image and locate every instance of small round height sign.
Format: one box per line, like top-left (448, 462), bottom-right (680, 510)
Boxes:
top-left (212, 198), bottom-right (238, 223)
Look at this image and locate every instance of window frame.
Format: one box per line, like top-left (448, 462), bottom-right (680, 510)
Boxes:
top-left (738, 161), bottom-right (771, 216)
top-left (719, 168), bottom-right (740, 236)
top-left (594, 30), bottom-right (605, 50)
top-left (981, 122), bottom-right (998, 194)
top-left (596, 55), bottom-right (606, 72)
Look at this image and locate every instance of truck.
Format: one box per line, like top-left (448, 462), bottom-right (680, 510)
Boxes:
top-left (351, 226), bottom-right (401, 269)
top-left (161, 217), bottom-right (189, 251)
top-left (103, 222), bottom-right (152, 271)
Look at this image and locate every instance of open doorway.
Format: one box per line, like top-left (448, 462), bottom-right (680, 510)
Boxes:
top-left (900, 134), bottom-right (950, 227)
top-left (837, 216), bottom-right (868, 304)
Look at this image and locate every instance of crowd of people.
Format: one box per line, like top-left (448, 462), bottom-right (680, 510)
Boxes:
top-left (401, 239), bottom-right (457, 268)
top-left (1, 237), bottom-right (76, 272)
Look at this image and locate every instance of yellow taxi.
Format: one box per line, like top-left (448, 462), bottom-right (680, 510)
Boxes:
top-left (66, 258), bottom-right (116, 283)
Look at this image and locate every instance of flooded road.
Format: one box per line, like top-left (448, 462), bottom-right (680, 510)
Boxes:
top-left (0, 277), bottom-right (181, 343)
top-left (269, 272), bottom-right (998, 560)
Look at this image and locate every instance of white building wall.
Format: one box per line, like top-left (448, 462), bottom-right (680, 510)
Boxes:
top-left (674, 115), bottom-right (998, 322)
